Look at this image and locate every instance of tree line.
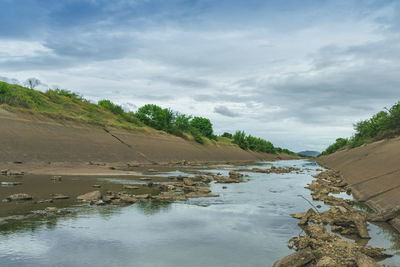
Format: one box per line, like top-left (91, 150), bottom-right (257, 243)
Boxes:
top-left (0, 81), bottom-right (294, 154)
top-left (321, 101), bottom-right (400, 155)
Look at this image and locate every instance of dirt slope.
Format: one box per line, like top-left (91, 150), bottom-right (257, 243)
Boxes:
top-left (318, 137), bottom-right (400, 231)
top-left (0, 110), bottom-right (291, 173)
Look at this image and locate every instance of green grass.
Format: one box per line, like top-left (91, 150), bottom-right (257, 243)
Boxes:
top-left (0, 81), bottom-right (144, 130)
top-left (0, 81), bottom-right (296, 155)
top-left (321, 101), bottom-right (400, 156)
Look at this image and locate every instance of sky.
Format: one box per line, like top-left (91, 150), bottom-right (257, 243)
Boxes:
top-left (1, 0), bottom-right (400, 152)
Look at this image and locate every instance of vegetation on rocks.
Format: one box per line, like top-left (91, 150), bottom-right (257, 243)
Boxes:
top-left (321, 101), bottom-right (400, 155)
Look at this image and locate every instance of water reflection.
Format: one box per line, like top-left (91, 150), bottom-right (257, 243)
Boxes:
top-left (135, 200), bottom-right (172, 215)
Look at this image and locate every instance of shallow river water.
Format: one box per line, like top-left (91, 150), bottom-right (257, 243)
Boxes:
top-left (0, 160), bottom-right (399, 266)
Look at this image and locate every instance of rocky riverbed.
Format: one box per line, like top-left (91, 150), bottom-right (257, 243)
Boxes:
top-left (274, 170), bottom-right (399, 267)
top-left (1, 160), bottom-right (399, 266)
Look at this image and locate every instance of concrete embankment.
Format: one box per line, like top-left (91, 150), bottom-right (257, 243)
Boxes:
top-left (318, 136), bottom-right (400, 231)
top-left (0, 113), bottom-right (291, 172)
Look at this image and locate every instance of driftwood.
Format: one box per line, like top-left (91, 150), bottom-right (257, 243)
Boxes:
top-left (367, 205), bottom-right (400, 222)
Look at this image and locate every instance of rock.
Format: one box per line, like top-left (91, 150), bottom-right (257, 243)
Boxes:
top-left (50, 176), bottom-right (62, 181)
top-left (183, 178), bottom-right (195, 186)
top-left (119, 195), bottom-right (137, 203)
top-left (298, 208), bottom-right (317, 225)
top-left (123, 185), bottom-right (139, 190)
top-left (229, 171), bottom-right (243, 179)
top-left (222, 186), bottom-right (227, 189)
top-left (185, 192), bottom-right (218, 198)
top-left (5, 193), bottom-right (33, 201)
top-left (52, 194), bottom-right (70, 200)
top-left (45, 207), bottom-right (58, 212)
top-left (352, 213), bottom-right (370, 239)
top-left (273, 247), bottom-right (315, 267)
top-left (355, 253), bottom-right (382, 267)
top-left (92, 185), bottom-right (101, 188)
top-left (92, 200), bottom-right (106, 206)
top-left (367, 205), bottom-right (400, 222)
top-left (1, 181), bottom-right (22, 186)
top-left (316, 256), bottom-right (336, 267)
top-left (77, 191), bottom-right (102, 201)
top-left (135, 194), bottom-right (150, 199)
top-left (201, 177), bottom-right (212, 183)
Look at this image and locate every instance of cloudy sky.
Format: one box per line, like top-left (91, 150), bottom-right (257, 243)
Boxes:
top-left (1, 0), bottom-right (400, 152)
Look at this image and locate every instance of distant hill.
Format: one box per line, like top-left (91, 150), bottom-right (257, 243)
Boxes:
top-left (297, 151), bottom-right (320, 157)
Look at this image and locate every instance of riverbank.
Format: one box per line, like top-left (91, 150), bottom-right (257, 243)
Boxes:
top-left (0, 112), bottom-right (296, 171)
top-left (317, 136), bottom-right (400, 232)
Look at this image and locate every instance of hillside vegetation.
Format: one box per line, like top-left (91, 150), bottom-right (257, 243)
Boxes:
top-left (321, 101), bottom-right (400, 155)
top-left (0, 81), bottom-right (295, 155)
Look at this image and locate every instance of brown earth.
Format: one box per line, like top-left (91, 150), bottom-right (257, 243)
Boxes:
top-left (0, 110), bottom-right (295, 174)
top-left (0, 110), bottom-right (298, 218)
top-left (318, 136), bottom-right (400, 232)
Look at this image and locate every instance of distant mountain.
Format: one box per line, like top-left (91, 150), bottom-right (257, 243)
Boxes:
top-left (297, 151), bottom-right (320, 158)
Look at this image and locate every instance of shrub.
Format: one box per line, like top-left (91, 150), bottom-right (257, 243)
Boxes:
top-left (136, 104), bottom-right (173, 131)
top-left (98, 100), bottom-right (124, 116)
top-left (190, 117), bottom-right (214, 139)
top-left (221, 132), bottom-right (233, 139)
top-left (233, 131), bottom-right (248, 149)
top-left (190, 127), bottom-right (204, 144)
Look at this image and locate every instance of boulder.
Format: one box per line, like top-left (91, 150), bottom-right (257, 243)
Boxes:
top-left (316, 256), bottom-right (336, 267)
top-left (77, 191), bottom-right (102, 201)
top-left (355, 253), bottom-right (382, 267)
top-left (52, 194), bottom-right (70, 200)
top-left (119, 195), bottom-right (137, 204)
top-left (123, 185), bottom-right (139, 190)
top-left (183, 178), bottom-right (195, 186)
top-left (229, 171), bottom-right (243, 179)
top-left (273, 248), bottom-right (315, 267)
top-left (5, 193), bottom-right (33, 201)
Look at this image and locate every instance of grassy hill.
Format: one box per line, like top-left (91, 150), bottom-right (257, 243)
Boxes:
top-left (0, 81), bottom-right (295, 155)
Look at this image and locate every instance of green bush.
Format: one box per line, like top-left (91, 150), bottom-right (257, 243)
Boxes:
top-left (190, 127), bottom-right (204, 144)
top-left (233, 131), bottom-right (248, 149)
top-left (98, 100), bottom-right (124, 116)
top-left (322, 101), bottom-right (400, 155)
top-left (321, 138), bottom-right (348, 155)
top-left (190, 117), bottom-right (214, 139)
top-left (221, 132), bottom-right (233, 139)
top-left (136, 104), bottom-right (173, 131)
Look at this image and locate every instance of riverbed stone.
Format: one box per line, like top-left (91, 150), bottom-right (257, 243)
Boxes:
top-left (5, 193), bottom-right (33, 201)
top-left (272, 247), bottom-right (315, 267)
top-left (77, 191), bottom-right (102, 201)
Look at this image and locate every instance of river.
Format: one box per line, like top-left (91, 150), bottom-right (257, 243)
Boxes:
top-left (0, 160), bottom-right (399, 266)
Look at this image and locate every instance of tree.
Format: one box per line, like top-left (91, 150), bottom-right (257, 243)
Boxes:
top-left (136, 104), bottom-right (173, 131)
top-left (24, 78), bottom-right (40, 90)
top-left (233, 131), bottom-right (248, 149)
top-left (190, 117), bottom-right (214, 139)
top-left (221, 132), bottom-right (233, 139)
